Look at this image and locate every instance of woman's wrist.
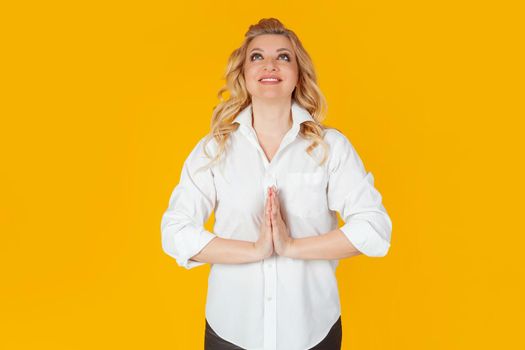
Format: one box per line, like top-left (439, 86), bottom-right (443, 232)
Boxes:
top-left (252, 242), bottom-right (266, 261)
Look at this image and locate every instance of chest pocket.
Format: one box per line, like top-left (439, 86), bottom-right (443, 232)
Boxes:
top-left (282, 171), bottom-right (328, 218)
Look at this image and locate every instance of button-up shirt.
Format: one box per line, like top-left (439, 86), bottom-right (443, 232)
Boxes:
top-left (161, 100), bottom-right (392, 350)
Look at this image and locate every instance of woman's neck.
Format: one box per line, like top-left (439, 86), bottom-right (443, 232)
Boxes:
top-left (251, 98), bottom-right (293, 139)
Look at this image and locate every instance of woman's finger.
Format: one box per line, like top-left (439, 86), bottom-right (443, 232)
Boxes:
top-left (272, 186), bottom-right (280, 211)
top-left (270, 187), bottom-right (280, 219)
top-left (272, 186), bottom-right (286, 226)
top-left (270, 188), bottom-right (277, 218)
top-left (266, 188), bottom-right (273, 226)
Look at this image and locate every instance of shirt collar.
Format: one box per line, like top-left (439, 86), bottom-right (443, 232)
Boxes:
top-left (232, 100), bottom-right (314, 128)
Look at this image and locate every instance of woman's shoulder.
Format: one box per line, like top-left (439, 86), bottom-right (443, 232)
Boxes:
top-left (182, 134), bottom-right (220, 164)
top-left (321, 126), bottom-right (363, 168)
top-left (322, 127), bottom-right (353, 148)
top-left (194, 134), bottom-right (220, 158)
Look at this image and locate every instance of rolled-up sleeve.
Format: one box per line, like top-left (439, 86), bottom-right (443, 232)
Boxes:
top-left (160, 137), bottom-right (218, 269)
top-left (327, 132), bottom-right (392, 257)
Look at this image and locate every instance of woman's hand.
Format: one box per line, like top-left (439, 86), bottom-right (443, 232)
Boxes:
top-left (269, 186), bottom-right (294, 257)
top-left (254, 187), bottom-right (275, 259)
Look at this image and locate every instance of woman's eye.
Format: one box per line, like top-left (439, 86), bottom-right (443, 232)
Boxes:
top-left (250, 53), bottom-right (291, 62)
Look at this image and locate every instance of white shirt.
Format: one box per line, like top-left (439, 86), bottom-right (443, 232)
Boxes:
top-left (161, 100), bottom-right (392, 350)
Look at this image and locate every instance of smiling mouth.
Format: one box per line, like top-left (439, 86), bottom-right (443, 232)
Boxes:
top-left (258, 78), bottom-right (282, 84)
top-left (259, 78), bottom-right (281, 82)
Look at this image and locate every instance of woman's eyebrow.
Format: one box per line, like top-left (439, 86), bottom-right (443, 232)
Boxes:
top-left (249, 48), bottom-right (292, 54)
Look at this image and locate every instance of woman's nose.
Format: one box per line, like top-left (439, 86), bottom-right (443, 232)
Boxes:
top-left (264, 61), bottom-right (278, 71)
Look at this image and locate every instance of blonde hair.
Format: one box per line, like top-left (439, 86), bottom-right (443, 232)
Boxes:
top-left (200, 17), bottom-right (338, 172)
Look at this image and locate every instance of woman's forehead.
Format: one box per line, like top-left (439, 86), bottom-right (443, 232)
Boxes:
top-left (248, 34), bottom-right (292, 51)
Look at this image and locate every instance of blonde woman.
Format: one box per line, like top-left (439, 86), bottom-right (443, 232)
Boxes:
top-left (161, 18), bottom-right (392, 350)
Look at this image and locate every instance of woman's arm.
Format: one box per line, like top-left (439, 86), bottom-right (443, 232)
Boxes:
top-left (321, 131), bottom-right (392, 258)
top-left (284, 229), bottom-right (362, 260)
top-left (189, 237), bottom-right (263, 265)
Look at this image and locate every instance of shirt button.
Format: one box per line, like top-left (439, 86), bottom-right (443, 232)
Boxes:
top-left (267, 296), bottom-right (272, 301)
top-left (267, 263), bottom-right (272, 268)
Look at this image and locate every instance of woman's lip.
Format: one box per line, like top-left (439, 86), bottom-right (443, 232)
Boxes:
top-left (258, 79), bottom-right (282, 85)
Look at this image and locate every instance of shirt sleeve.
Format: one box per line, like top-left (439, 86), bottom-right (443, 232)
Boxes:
top-left (326, 132), bottom-right (393, 257)
top-left (160, 136), bottom-right (218, 269)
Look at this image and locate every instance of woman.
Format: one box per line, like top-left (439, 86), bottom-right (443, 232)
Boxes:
top-left (161, 18), bottom-right (392, 350)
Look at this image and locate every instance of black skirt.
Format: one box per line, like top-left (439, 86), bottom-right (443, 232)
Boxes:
top-left (204, 316), bottom-right (342, 350)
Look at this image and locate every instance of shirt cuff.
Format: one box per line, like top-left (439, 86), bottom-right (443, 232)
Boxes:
top-left (173, 227), bottom-right (217, 269)
top-left (339, 219), bottom-right (391, 257)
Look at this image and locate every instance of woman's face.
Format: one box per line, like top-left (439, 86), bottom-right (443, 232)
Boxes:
top-left (243, 34), bottom-right (299, 101)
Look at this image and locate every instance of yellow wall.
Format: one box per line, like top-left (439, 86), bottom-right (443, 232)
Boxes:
top-left (1, 1), bottom-right (523, 348)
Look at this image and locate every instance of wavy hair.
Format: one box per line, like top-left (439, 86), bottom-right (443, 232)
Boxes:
top-left (199, 17), bottom-right (338, 172)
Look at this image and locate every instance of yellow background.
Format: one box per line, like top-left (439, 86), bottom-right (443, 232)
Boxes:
top-left (1, 1), bottom-right (524, 349)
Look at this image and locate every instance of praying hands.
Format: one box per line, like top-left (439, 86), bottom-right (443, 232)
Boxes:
top-left (268, 186), bottom-right (294, 257)
top-left (253, 184), bottom-right (363, 261)
top-left (255, 186), bottom-right (295, 259)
